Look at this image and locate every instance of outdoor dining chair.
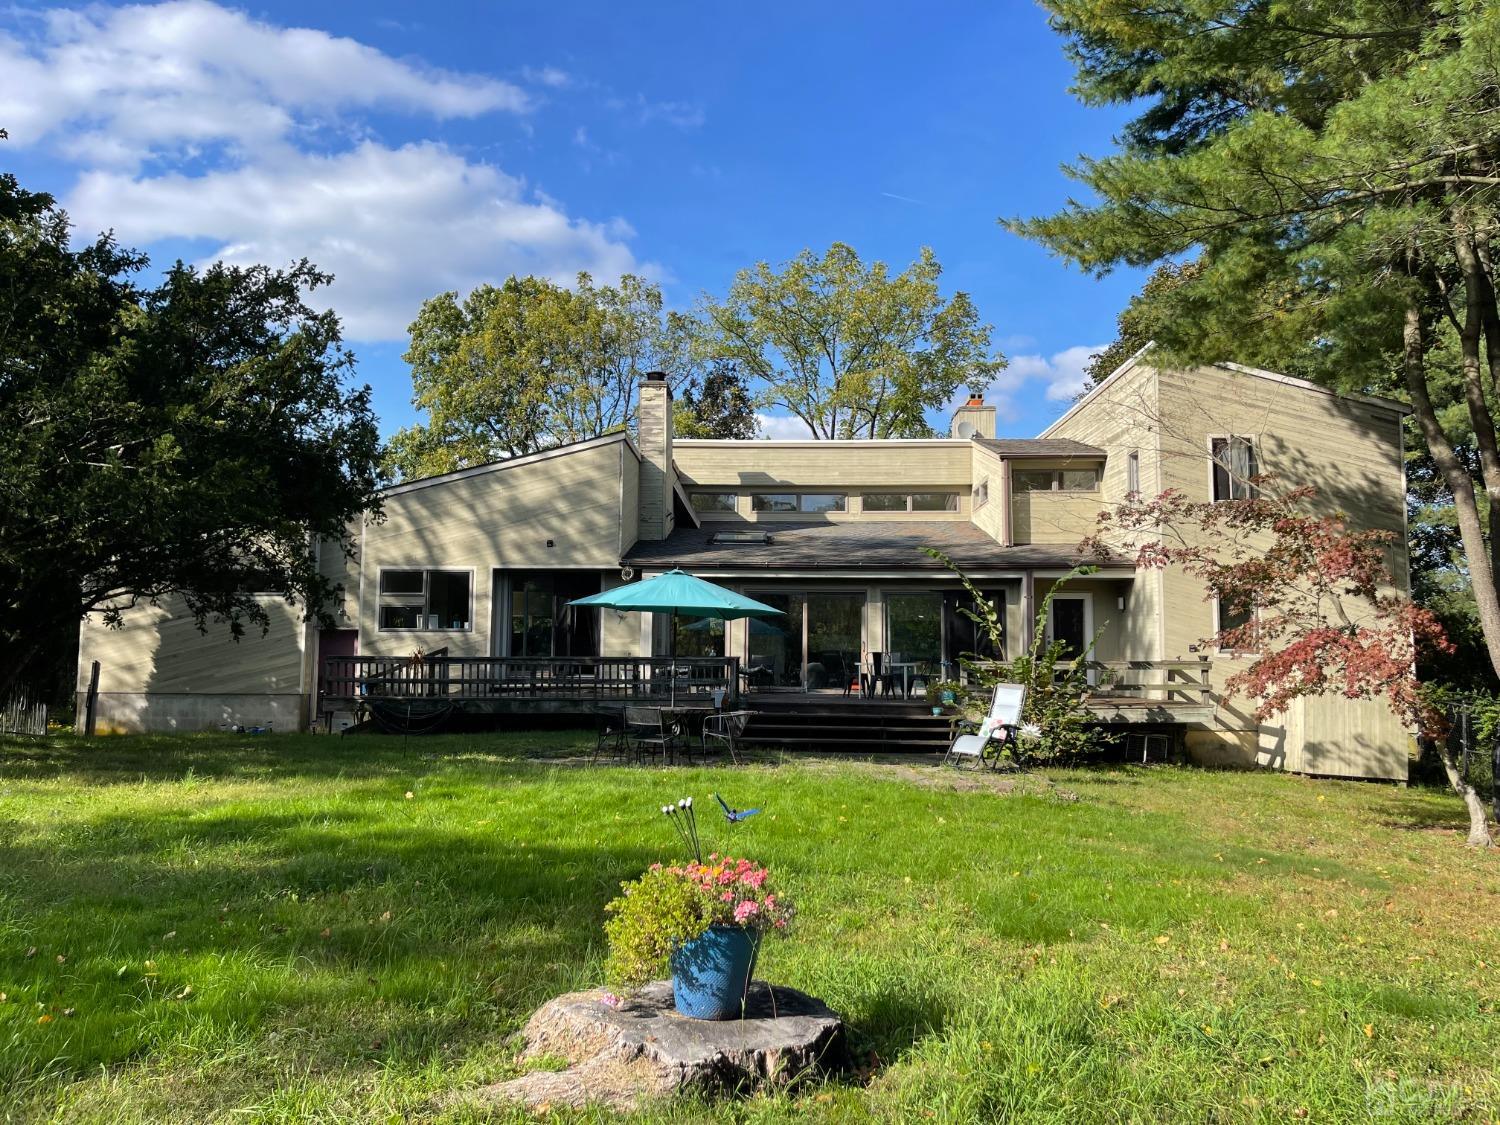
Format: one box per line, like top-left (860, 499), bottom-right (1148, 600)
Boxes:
top-left (625, 705), bottom-right (683, 765)
top-left (701, 709), bottom-right (754, 765)
top-left (591, 707), bottom-right (628, 764)
top-left (944, 682), bottom-right (1027, 769)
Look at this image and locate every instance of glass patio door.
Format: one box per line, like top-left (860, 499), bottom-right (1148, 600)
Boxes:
top-left (744, 592), bottom-right (864, 691)
top-left (746, 594), bottom-right (804, 689)
top-left (805, 594), bottom-right (862, 691)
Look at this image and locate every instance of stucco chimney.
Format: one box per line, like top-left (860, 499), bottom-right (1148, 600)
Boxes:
top-left (950, 393), bottom-right (996, 439)
top-left (636, 371), bottom-right (675, 541)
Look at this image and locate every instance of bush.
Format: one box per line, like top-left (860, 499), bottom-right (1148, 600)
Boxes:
top-left (603, 857), bottom-right (793, 986)
top-left (926, 550), bottom-right (1114, 765)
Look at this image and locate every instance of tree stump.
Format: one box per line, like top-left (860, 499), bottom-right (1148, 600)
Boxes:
top-left (470, 981), bottom-right (847, 1113)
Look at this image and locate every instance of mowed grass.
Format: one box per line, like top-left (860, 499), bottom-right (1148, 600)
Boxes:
top-left (0, 733), bottom-right (1497, 1123)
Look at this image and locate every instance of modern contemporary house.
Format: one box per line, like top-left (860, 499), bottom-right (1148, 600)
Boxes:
top-left (77, 353), bottom-right (1413, 780)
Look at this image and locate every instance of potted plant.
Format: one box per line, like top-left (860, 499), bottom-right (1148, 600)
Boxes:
top-left (605, 802), bottom-right (793, 1020)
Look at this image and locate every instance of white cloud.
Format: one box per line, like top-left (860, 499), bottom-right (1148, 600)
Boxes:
top-left (8, 1), bottom-right (651, 343)
top-left (67, 141), bottom-right (647, 340)
top-left (523, 65), bottom-right (571, 89)
top-left (0, 0), bottom-right (528, 165)
top-left (946, 344), bottom-right (1108, 424)
top-left (754, 413), bottom-right (816, 440)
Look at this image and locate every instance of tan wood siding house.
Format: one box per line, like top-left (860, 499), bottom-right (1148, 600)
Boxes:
top-left (78, 361), bottom-right (1415, 780)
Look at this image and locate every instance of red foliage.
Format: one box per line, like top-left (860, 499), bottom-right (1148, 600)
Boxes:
top-left (1081, 482), bottom-right (1453, 735)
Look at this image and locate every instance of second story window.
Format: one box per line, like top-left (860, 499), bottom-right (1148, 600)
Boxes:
top-left (1127, 451), bottom-right (1140, 496)
top-left (1014, 469), bottom-right (1099, 492)
top-left (751, 493), bottom-right (846, 513)
top-left (974, 478), bottom-right (989, 509)
top-left (691, 492), bottom-right (737, 513)
top-left (862, 492), bottom-right (960, 512)
top-left (1211, 436), bottom-right (1259, 501)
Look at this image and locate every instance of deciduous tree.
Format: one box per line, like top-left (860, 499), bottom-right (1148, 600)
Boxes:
top-left (389, 273), bottom-right (691, 479)
top-left (1083, 483), bottom-right (1493, 844)
top-left (673, 362), bottom-right (759, 439)
top-left (698, 243), bottom-right (1005, 438)
top-left (0, 168), bottom-right (382, 699)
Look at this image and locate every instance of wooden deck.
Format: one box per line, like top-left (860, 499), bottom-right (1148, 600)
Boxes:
top-left (320, 653), bottom-right (1217, 746)
top-left (320, 653), bottom-right (741, 715)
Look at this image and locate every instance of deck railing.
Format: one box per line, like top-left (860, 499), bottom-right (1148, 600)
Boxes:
top-left (1075, 658), bottom-right (1213, 707)
top-left (964, 657), bottom-right (1212, 708)
top-left (321, 654), bottom-right (741, 705)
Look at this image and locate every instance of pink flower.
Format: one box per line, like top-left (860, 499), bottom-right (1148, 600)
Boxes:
top-left (721, 891), bottom-right (734, 902)
top-left (734, 900), bottom-right (760, 924)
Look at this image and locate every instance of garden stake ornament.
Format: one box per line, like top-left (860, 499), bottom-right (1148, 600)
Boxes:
top-left (662, 798), bottom-right (703, 863)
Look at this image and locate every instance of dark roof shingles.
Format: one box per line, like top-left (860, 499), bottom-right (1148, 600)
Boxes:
top-left (623, 521), bottom-right (1126, 571)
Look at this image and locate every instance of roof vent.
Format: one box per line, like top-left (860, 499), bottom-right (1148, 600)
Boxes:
top-left (709, 531), bottom-right (773, 545)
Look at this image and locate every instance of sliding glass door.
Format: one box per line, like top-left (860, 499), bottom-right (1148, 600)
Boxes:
top-left (744, 591), bottom-right (863, 691)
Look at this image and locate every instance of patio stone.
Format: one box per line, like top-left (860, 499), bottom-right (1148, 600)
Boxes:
top-left (470, 980), bottom-right (847, 1113)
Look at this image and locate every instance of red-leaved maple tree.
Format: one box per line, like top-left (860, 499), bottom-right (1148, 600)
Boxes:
top-left (1082, 481), bottom-right (1493, 846)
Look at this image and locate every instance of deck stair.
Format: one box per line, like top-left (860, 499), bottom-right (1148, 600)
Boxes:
top-left (741, 696), bottom-right (952, 755)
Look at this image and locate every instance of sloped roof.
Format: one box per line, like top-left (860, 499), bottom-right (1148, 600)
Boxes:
top-left (623, 521), bottom-right (1129, 572)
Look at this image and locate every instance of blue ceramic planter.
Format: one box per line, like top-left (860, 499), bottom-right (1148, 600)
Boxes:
top-left (670, 925), bottom-right (760, 1020)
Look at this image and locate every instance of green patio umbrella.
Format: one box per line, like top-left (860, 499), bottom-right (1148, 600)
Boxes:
top-left (568, 569), bottom-right (783, 705)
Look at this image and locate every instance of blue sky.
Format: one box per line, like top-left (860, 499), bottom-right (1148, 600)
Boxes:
top-left (1, 0), bottom-right (1146, 439)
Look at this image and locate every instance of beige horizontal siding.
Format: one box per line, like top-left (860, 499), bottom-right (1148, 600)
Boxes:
top-left (673, 442), bottom-right (972, 487)
top-left (359, 440), bottom-right (627, 658)
top-left (79, 594), bottom-right (307, 695)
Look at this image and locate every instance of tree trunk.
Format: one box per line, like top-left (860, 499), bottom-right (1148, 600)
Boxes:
top-left (1438, 744), bottom-right (1495, 847)
top-left (1403, 296), bottom-right (1500, 676)
top-left (1404, 294), bottom-right (1499, 846)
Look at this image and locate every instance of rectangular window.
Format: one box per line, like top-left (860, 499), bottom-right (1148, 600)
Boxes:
top-left (1127, 450), bottom-right (1140, 496)
top-left (1216, 597), bottom-right (1256, 650)
top-left (799, 493), bottom-right (846, 513)
top-left (1059, 469), bottom-right (1098, 492)
top-left (1013, 470), bottom-right (1056, 492)
top-left (379, 604), bottom-right (423, 630)
top-left (378, 569), bottom-right (471, 631)
top-left (751, 493), bottom-right (798, 513)
top-left (861, 493), bottom-right (908, 512)
top-left (974, 478), bottom-right (989, 509)
top-left (379, 569), bottom-right (424, 595)
top-left (1211, 436), bottom-right (1259, 501)
top-left (1015, 469), bottom-right (1099, 492)
top-left (910, 492), bottom-right (960, 512)
top-left (862, 492), bottom-right (960, 512)
top-left (691, 492), bottom-right (737, 513)
top-left (751, 493), bottom-right (846, 513)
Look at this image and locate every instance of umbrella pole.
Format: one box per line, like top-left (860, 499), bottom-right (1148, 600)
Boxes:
top-left (670, 608), bottom-right (678, 708)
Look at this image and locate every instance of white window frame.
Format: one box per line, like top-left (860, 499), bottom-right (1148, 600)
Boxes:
top-left (750, 492), bottom-right (847, 514)
top-left (690, 491), bottom-right (738, 513)
top-left (974, 477), bottom-right (990, 510)
top-left (1013, 469), bottom-right (1100, 493)
top-left (1208, 435), bottom-right (1259, 502)
top-left (1213, 594), bottom-right (1259, 655)
top-left (376, 566), bottom-right (476, 633)
top-left (860, 491), bottom-right (961, 512)
top-left (1126, 450), bottom-right (1140, 496)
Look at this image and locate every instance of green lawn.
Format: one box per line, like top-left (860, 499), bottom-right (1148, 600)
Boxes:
top-left (0, 733), bottom-right (1496, 1123)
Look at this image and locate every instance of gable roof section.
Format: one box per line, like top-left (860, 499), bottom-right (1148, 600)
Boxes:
top-left (623, 521), bottom-right (1130, 572)
top-left (382, 431), bottom-right (639, 497)
top-left (1039, 346), bottom-right (1409, 439)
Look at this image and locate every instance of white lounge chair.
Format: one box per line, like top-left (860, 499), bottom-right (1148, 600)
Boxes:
top-left (944, 683), bottom-right (1027, 769)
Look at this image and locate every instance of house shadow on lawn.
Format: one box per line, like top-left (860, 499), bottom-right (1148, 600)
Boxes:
top-left (0, 731), bottom-right (591, 786)
top-left (0, 795), bottom-right (659, 1084)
